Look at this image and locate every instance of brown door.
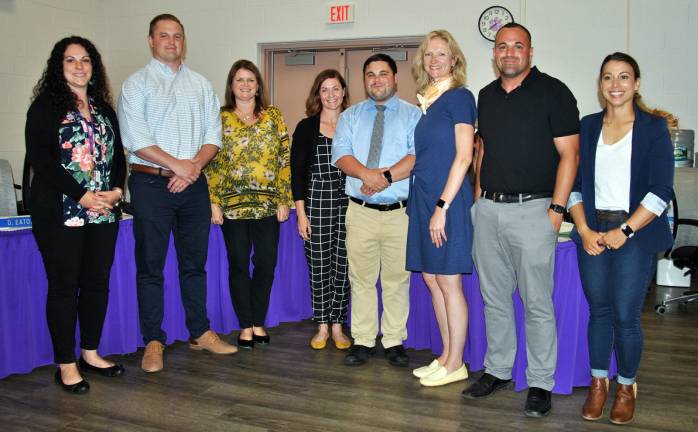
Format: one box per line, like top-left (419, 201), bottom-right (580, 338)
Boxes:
top-left (265, 39), bottom-right (421, 135)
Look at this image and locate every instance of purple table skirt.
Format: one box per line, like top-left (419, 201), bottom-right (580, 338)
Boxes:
top-left (0, 212), bottom-right (608, 393)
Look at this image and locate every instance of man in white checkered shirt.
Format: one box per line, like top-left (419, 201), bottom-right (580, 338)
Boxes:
top-left (117, 13), bottom-right (237, 374)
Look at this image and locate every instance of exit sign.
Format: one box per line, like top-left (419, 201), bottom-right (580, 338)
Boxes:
top-left (328, 3), bottom-right (355, 24)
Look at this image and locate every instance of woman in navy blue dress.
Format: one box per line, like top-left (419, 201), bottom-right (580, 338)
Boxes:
top-left (407, 30), bottom-right (476, 387)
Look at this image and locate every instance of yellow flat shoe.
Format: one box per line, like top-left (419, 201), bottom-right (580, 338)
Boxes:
top-left (332, 335), bottom-right (352, 350)
top-left (413, 359), bottom-right (440, 378)
top-left (419, 364), bottom-right (469, 387)
top-left (310, 333), bottom-right (329, 350)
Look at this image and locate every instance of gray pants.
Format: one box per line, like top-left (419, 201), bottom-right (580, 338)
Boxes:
top-left (471, 197), bottom-right (558, 390)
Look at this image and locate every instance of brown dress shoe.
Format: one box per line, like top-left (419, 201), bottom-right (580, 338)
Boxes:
top-left (581, 377), bottom-right (609, 421)
top-left (610, 382), bottom-right (637, 425)
top-left (189, 330), bottom-right (238, 355)
top-left (141, 341), bottom-right (164, 373)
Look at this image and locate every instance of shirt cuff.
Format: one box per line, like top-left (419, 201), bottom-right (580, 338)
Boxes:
top-left (567, 192), bottom-right (583, 211)
top-left (331, 148), bottom-right (353, 166)
top-left (640, 192), bottom-right (668, 216)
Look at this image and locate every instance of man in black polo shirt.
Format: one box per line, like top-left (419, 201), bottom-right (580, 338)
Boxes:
top-left (461, 23), bottom-right (579, 418)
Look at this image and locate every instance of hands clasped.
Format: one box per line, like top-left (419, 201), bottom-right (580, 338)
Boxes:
top-left (580, 227), bottom-right (627, 256)
top-left (80, 190), bottom-right (121, 215)
top-left (168, 158), bottom-right (201, 193)
top-left (360, 168), bottom-right (390, 196)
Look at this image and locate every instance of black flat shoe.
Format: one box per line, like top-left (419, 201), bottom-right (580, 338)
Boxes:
top-left (384, 345), bottom-right (409, 367)
top-left (252, 334), bottom-right (270, 345)
top-left (462, 373), bottom-right (511, 400)
top-left (54, 369), bottom-right (90, 395)
top-left (344, 345), bottom-right (375, 366)
top-left (78, 357), bottom-right (125, 377)
top-left (524, 387), bottom-right (552, 418)
top-left (237, 337), bottom-right (254, 350)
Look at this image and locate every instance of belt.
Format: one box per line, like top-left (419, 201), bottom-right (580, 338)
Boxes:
top-left (350, 197), bottom-right (407, 211)
top-left (130, 164), bottom-right (174, 178)
top-left (481, 191), bottom-right (552, 203)
top-left (595, 210), bottom-right (628, 223)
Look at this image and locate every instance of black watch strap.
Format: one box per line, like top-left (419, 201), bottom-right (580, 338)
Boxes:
top-left (549, 203), bottom-right (565, 215)
top-left (620, 223), bottom-right (635, 238)
top-left (382, 170), bottom-right (393, 184)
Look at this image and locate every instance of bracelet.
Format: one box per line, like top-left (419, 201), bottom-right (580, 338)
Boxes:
top-left (113, 187), bottom-right (124, 207)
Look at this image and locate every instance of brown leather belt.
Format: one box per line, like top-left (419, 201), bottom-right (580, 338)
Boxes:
top-left (595, 210), bottom-right (628, 223)
top-left (130, 164), bottom-right (174, 178)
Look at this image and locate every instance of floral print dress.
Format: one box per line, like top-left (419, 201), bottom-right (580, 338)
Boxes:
top-left (58, 102), bottom-right (118, 226)
top-left (206, 106), bottom-right (292, 220)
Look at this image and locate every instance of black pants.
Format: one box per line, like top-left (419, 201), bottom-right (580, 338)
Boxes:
top-left (221, 216), bottom-right (279, 328)
top-left (32, 218), bottom-right (119, 364)
top-left (128, 172), bottom-right (212, 344)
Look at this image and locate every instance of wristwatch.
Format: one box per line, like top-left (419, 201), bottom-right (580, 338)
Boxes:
top-left (382, 170), bottom-right (393, 184)
top-left (549, 203), bottom-right (565, 215)
top-left (620, 223), bottom-right (635, 238)
top-left (436, 199), bottom-right (450, 210)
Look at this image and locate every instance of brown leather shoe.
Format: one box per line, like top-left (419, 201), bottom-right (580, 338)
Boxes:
top-left (141, 341), bottom-right (164, 373)
top-left (581, 377), bottom-right (609, 421)
top-left (610, 382), bottom-right (637, 425)
top-left (189, 330), bottom-right (238, 355)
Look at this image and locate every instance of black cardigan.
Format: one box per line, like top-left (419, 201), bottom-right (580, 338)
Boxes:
top-left (290, 114), bottom-right (321, 202)
top-left (24, 93), bottom-right (126, 223)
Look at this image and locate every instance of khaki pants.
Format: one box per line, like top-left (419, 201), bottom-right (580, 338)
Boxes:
top-left (345, 201), bottom-right (410, 348)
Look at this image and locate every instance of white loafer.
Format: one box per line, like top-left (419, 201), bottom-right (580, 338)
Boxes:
top-left (412, 359), bottom-right (440, 378)
top-left (420, 364), bottom-right (469, 387)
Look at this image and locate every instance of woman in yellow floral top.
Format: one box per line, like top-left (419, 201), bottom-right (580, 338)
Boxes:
top-left (205, 59), bottom-right (292, 349)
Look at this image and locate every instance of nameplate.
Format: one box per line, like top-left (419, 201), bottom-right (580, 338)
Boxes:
top-left (0, 215), bottom-right (32, 230)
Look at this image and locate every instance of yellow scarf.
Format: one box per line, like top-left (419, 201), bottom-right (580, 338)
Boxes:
top-left (416, 78), bottom-right (453, 115)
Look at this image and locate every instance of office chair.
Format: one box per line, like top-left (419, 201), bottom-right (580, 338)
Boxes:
top-left (0, 159), bottom-right (21, 216)
top-left (655, 195), bottom-right (698, 315)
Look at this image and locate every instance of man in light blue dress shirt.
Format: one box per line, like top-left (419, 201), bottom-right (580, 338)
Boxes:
top-left (332, 53), bottom-right (421, 368)
top-left (117, 14), bottom-right (237, 373)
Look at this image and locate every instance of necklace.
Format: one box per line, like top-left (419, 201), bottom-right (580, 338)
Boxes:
top-left (235, 108), bottom-right (255, 122)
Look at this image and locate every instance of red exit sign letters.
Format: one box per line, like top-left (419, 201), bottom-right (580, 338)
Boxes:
top-left (328, 3), bottom-right (355, 24)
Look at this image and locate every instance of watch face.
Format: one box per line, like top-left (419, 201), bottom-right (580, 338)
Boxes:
top-left (478, 6), bottom-right (514, 42)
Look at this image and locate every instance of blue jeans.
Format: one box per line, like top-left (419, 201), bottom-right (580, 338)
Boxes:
top-left (129, 172), bottom-right (212, 344)
top-left (577, 218), bottom-right (655, 381)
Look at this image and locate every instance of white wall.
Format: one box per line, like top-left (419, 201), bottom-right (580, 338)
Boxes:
top-left (1, 0), bottom-right (697, 184)
top-left (0, 0), bottom-right (104, 186)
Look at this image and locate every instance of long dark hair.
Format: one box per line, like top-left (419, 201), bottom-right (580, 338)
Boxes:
top-left (32, 36), bottom-right (112, 113)
top-left (305, 69), bottom-right (349, 117)
top-left (599, 52), bottom-right (678, 128)
top-left (222, 59), bottom-right (267, 118)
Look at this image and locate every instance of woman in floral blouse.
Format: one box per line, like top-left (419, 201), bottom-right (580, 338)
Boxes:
top-left (25, 36), bottom-right (126, 394)
top-left (206, 59), bottom-right (292, 349)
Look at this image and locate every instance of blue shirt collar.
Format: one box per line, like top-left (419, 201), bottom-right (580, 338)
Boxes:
top-left (367, 94), bottom-right (399, 111)
top-left (149, 58), bottom-right (184, 76)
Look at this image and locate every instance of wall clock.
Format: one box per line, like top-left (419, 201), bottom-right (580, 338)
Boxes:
top-left (478, 6), bottom-right (514, 42)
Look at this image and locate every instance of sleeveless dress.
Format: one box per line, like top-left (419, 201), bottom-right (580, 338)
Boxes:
top-left (406, 87), bottom-right (477, 274)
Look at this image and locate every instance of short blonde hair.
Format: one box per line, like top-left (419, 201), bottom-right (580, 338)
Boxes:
top-left (413, 30), bottom-right (467, 94)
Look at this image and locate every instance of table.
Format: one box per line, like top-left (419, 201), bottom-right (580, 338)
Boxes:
top-left (0, 213), bottom-right (603, 393)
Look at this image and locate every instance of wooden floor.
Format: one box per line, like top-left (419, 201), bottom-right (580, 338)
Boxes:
top-left (1, 283), bottom-right (697, 432)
